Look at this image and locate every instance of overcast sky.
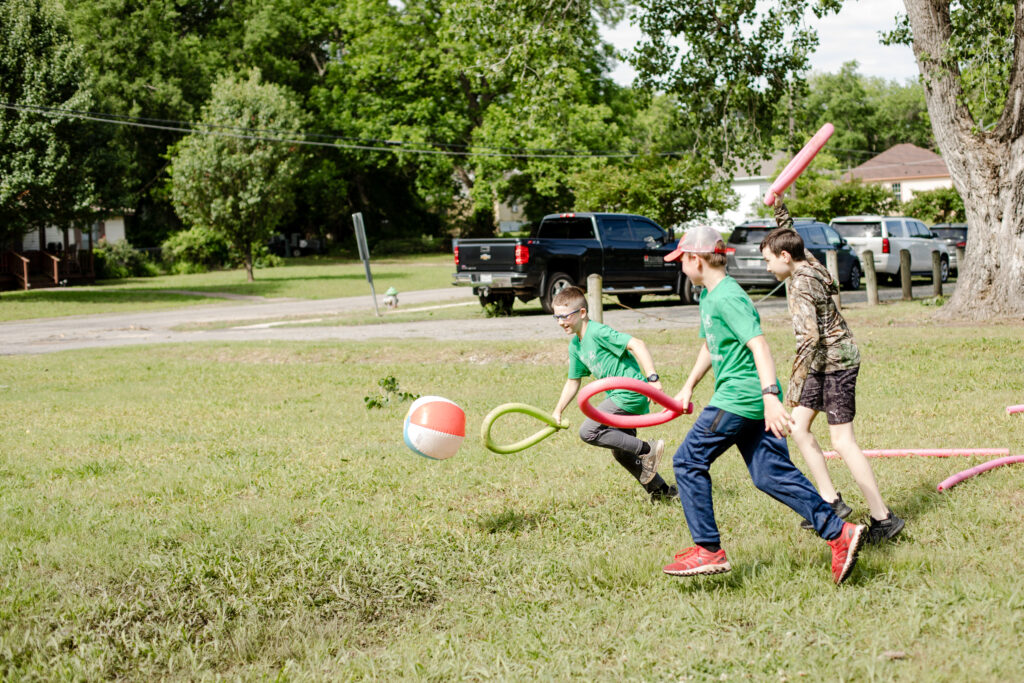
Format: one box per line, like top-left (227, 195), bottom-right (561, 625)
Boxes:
top-left (601, 0), bottom-right (919, 86)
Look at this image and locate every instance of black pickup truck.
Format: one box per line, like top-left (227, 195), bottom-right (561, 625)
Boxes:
top-left (452, 212), bottom-right (698, 313)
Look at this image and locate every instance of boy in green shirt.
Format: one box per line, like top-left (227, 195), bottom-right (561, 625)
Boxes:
top-left (550, 286), bottom-right (675, 501)
top-left (661, 226), bottom-right (867, 584)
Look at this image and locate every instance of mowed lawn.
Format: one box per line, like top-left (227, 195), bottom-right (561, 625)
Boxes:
top-left (0, 253), bottom-right (456, 322)
top-left (0, 303), bottom-right (1022, 680)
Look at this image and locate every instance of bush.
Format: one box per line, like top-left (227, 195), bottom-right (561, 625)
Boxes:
top-left (93, 240), bottom-right (160, 279)
top-left (160, 227), bottom-right (232, 274)
top-left (370, 234), bottom-right (445, 256)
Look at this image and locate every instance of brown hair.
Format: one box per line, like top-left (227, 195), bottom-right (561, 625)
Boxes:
top-left (696, 241), bottom-right (728, 268)
top-left (552, 285), bottom-right (586, 310)
top-left (760, 228), bottom-right (806, 261)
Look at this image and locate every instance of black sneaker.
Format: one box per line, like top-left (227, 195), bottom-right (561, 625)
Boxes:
top-left (866, 511), bottom-right (905, 544)
top-left (801, 491), bottom-right (853, 530)
top-left (650, 484), bottom-right (677, 504)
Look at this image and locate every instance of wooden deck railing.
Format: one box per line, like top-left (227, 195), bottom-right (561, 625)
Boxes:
top-left (44, 251), bottom-right (61, 285)
top-left (4, 250), bottom-right (31, 290)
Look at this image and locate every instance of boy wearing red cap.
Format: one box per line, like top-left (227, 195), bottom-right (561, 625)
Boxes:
top-left (661, 225), bottom-right (866, 584)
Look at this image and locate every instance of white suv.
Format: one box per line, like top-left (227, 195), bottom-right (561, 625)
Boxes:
top-left (830, 216), bottom-right (950, 283)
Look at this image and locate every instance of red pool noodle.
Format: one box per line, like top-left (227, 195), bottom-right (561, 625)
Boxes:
top-left (1008, 404), bottom-right (1024, 415)
top-left (823, 448), bottom-right (1009, 459)
top-left (763, 123), bottom-right (835, 206)
top-left (937, 455), bottom-right (1024, 492)
top-left (577, 377), bottom-right (692, 429)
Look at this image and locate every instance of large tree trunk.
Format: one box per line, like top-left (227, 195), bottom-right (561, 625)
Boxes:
top-left (904, 0), bottom-right (1024, 319)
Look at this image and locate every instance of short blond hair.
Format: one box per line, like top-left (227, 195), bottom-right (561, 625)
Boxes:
top-left (552, 285), bottom-right (586, 310)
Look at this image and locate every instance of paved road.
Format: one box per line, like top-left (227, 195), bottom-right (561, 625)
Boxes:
top-left (0, 283), bottom-right (951, 355)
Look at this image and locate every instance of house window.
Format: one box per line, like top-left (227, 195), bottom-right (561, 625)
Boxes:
top-left (891, 182), bottom-right (902, 203)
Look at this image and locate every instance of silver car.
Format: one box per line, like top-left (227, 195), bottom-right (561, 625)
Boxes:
top-left (830, 216), bottom-right (950, 283)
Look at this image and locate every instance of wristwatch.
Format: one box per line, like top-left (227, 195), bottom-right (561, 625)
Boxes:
top-left (646, 373), bottom-right (660, 383)
top-left (762, 385), bottom-right (780, 396)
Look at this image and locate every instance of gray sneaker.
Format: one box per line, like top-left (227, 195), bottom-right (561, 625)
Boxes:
top-left (801, 491), bottom-right (853, 530)
top-left (639, 439), bottom-right (664, 485)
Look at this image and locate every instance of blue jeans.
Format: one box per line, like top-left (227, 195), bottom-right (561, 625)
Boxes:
top-left (673, 406), bottom-right (845, 545)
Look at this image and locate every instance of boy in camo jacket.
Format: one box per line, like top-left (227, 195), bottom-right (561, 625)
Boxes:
top-left (760, 192), bottom-right (904, 544)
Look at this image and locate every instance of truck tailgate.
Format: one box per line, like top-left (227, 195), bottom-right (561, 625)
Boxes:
top-left (457, 242), bottom-right (518, 270)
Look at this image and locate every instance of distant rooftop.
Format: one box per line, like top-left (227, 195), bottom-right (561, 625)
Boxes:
top-left (846, 143), bottom-right (949, 182)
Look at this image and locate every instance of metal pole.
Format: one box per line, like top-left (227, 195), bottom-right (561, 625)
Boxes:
top-left (352, 212), bottom-right (380, 317)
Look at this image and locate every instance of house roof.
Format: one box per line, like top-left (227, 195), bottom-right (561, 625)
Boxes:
top-left (846, 143), bottom-right (949, 182)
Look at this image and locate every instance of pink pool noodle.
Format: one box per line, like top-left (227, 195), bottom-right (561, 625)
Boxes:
top-left (823, 448), bottom-right (1009, 459)
top-left (763, 123), bottom-right (835, 206)
top-left (1008, 404), bottom-right (1024, 415)
top-left (577, 377), bottom-right (692, 429)
top-left (937, 455), bottom-right (1024, 492)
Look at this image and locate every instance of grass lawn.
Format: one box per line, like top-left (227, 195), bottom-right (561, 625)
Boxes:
top-left (0, 253), bottom-right (456, 322)
top-left (0, 303), bottom-right (1022, 680)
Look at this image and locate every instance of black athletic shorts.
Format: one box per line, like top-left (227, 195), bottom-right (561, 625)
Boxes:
top-left (798, 366), bottom-right (859, 425)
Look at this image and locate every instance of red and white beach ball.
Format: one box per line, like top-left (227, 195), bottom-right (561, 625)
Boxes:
top-left (403, 396), bottom-right (466, 460)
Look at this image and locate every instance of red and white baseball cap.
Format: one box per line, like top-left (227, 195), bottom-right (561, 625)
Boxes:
top-left (664, 225), bottom-right (727, 262)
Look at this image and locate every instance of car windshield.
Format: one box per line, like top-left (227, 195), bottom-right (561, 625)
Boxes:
top-left (729, 227), bottom-right (773, 244)
top-left (832, 221), bottom-right (882, 238)
top-left (932, 227), bottom-right (967, 240)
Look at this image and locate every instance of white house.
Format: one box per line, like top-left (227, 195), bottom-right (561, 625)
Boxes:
top-left (844, 143), bottom-right (952, 203)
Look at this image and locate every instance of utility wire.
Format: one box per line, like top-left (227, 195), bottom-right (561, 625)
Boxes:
top-left (0, 101), bottom-right (672, 159)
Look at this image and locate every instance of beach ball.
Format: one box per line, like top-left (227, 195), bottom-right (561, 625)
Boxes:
top-left (403, 396), bottom-right (466, 460)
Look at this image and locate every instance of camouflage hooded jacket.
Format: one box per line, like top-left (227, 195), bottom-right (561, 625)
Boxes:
top-left (774, 201), bottom-right (861, 407)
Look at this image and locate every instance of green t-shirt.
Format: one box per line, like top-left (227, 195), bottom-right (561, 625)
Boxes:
top-left (698, 276), bottom-right (781, 419)
top-left (568, 321), bottom-right (650, 415)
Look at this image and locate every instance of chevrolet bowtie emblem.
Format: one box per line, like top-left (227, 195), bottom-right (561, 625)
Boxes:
top-left (480, 253), bottom-right (491, 260)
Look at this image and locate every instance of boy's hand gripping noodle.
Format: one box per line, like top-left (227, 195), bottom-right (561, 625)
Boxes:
top-left (481, 403), bottom-right (568, 454)
top-left (577, 377), bottom-right (693, 429)
top-left (763, 123), bottom-right (834, 206)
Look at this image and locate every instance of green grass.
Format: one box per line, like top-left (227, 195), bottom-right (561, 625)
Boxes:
top-left (0, 253), bottom-right (455, 322)
top-left (1, 304), bottom-right (1022, 680)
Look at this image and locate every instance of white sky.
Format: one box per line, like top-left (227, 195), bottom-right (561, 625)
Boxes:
top-left (601, 0), bottom-right (920, 86)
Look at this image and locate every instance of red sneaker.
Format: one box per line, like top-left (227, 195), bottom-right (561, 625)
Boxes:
top-left (663, 546), bottom-right (731, 576)
top-left (828, 522), bottom-right (867, 584)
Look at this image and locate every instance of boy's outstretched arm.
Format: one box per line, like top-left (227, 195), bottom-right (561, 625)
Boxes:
top-left (552, 378), bottom-right (581, 426)
top-left (674, 342), bottom-right (713, 411)
top-left (746, 334), bottom-right (794, 438)
top-left (625, 336), bottom-right (663, 392)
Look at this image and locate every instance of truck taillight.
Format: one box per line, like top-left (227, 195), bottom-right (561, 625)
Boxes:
top-left (454, 246), bottom-right (460, 265)
top-left (515, 244), bottom-right (529, 265)
top-left (725, 247), bottom-right (736, 255)
top-left (881, 238), bottom-right (890, 254)
top-left (956, 241), bottom-right (966, 248)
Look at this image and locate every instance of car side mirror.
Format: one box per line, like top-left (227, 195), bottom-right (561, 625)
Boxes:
top-left (839, 237), bottom-right (847, 246)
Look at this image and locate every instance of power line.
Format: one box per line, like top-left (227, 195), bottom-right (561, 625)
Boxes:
top-left (1, 101), bottom-right (672, 159)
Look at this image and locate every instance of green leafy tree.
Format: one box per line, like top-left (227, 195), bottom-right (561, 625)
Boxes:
top-left (0, 0), bottom-right (97, 248)
top-left (169, 70), bottom-right (306, 281)
top-left (634, 0), bottom-right (1024, 318)
top-left (784, 179), bottom-right (897, 222)
top-left (901, 187), bottom-right (965, 224)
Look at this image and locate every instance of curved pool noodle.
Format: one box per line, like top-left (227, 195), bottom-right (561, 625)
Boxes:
top-left (937, 455), bottom-right (1024, 492)
top-left (763, 123), bottom-right (834, 206)
top-left (1008, 404), bottom-right (1024, 415)
top-left (481, 402), bottom-right (567, 454)
top-left (577, 377), bottom-right (692, 429)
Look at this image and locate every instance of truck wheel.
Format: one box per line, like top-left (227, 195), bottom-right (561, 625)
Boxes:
top-left (617, 294), bottom-right (642, 308)
top-left (540, 272), bottom-right (574, 314)
top-left (844, 261), bottom-right (862, 291)
top-left (678, 275), bottom-right (696, 305)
